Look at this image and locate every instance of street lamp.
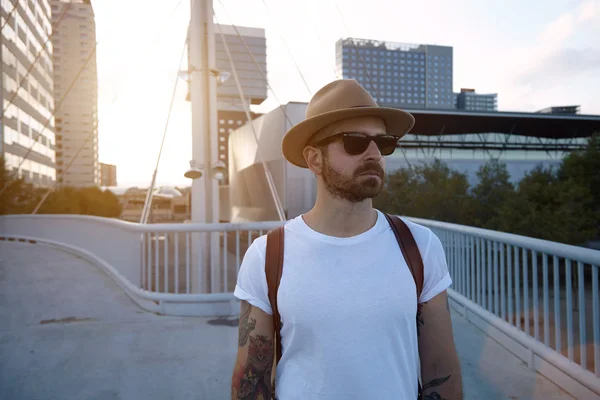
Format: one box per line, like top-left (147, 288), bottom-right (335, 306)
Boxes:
top-left (184, 160), bottom-right (227, 181)
top-left (184, 160), bottom-right (203, 180)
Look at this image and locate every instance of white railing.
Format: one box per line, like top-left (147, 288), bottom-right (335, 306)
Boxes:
top-left (1, 214), bottom-right (599, 396)
top-left (411, 217), bottom-right (600, 398)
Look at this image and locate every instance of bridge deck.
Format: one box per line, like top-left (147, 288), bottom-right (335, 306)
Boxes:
top-left (0, 241), bottom-right (573, 399)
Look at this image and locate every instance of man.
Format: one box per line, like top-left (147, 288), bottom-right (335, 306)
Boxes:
top-left (231, 79), bottom-right (462, 399)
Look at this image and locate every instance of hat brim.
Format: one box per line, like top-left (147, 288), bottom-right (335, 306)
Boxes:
top-left (282, 107), bottom-right (415, 168)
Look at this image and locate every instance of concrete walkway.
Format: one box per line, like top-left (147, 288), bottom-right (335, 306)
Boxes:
top-left (0, 241), bottom-right (573, 400)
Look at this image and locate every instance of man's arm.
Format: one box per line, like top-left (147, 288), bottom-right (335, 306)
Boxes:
top-left (231, 300), bottom-right (274, 400)
top-left (417, 290), bottom-right (463, 400)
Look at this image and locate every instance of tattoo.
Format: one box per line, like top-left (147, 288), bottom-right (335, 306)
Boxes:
top-left (238, 301), bottom-right (256, 347)
top-left (236, 334), bottom-right (273, 399)
top-left (416, 303), bottom-right (425, 337)
top-left (423, 375), bottom-right (451, 400)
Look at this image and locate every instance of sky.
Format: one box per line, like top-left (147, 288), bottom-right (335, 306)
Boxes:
top-left (92, 0), bottom-right (600, 187)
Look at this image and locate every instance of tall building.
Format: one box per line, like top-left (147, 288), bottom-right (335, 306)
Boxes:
top-left (99, 162), bottom-right (116, 186)
top-left (455, 88), bottom-right (497, 112)
top-left (187, 24), bottom-right (267, 185)
top-left (336, 38), bottom-right (454, 109)
top-left (1, 0), bottom-right (56, 186)
top-left (51, 0), bottom-right (99, 187)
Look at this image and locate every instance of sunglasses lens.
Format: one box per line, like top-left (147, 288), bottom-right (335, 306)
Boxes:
top-left (342, 135), bottom-right (370, 155)
top-left (376, 136), bottom-right (399, 155)
top-left (342, 134), bottom-right (398, 155)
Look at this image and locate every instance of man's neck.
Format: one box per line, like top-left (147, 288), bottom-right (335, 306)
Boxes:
top-left (302, 196), bottom-right (378, 238)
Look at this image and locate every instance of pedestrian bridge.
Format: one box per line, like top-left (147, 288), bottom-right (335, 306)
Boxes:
top-left (1, 214), bottom-right (599, 399)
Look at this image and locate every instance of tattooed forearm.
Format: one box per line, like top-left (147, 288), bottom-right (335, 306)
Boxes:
top-left (422, 375), bottom-right (451, 400)
top-left (232, 334), bottom-right (274, 399)
top-left (238, 301), bottom-right (256, 347)
top-left (416, 303), bottom-right (425, 337)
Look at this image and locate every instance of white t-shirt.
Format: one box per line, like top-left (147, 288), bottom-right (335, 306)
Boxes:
top-left (234, 209), bottom-right (452, 400)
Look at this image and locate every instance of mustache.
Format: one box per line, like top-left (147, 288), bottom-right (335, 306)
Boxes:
top-left (355, 163), bottom-right (384, 178)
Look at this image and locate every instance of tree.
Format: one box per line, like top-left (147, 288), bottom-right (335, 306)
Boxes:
top-left (1, 156), bottom-right (121, 218)
top-left (0, 156), bottom-right (38, 214)
top-left (375, 159), bottom-right (473, 224)
top-left (470, 159), bottom-right (516, 230)
top-left (37, 187), bottom-right (122, 217)
top-left (496, 165), bottom-right (595, 245)
top-left (556, 133), bottom-right (600, 242)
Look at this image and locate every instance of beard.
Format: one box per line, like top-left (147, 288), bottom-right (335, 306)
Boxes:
top-left (321, 156), bottom-right (385, 203)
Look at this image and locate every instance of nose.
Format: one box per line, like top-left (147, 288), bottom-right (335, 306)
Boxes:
top-left (363, 138), bottom-right (383, 162)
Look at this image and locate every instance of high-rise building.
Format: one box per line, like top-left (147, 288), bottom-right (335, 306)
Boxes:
top-left (1, 0), bottom-right (56, 186)
top-left (51, 0), bottom-right (99, 187)
top-left (455, 88), bottom-right (497, 112)
top-left (336, 38), bottom-right (454, 110)
top-left (100, 162), bottom-right (116, 186)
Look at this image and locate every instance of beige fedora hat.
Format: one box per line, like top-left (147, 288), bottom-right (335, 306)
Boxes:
top-left (282, 79), bottom-right (415, 168)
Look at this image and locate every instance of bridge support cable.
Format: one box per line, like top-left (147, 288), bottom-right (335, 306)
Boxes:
top-left (215, 0), bottom-right (295, 129)
top-left (304, 0), bottom-right (338, 77)
top-left (213, 12), bottom-right (286, 221)
top-left (0, 3), bottom-right (73, 119)
top-left (0, 41), bottom-right (99, 196)
top-left (333, 1), bottom-right (415, 174)
top-left (0, 0), bottom-right (19, 31)
top-left (259, 0), bottom-right (313, 97)
top-left (0, 0), bottom-right (184, 196)
top-left (140, 37), bottom-right (188, 224)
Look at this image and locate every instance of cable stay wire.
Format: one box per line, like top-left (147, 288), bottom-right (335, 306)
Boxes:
top-left (0, 41), bottom-right (99, 197)
top-left (1, 2), bottom-right (73, 120)
top-left (0, 0), bottom-right (184, 197)
top-left (215, 0), bottom-right (295, 128)
top-left (1, 0), bottom-right (19, 31)
top-left (333, 0), bottom-right (415, 173)
top-left (140, 36), bottom-right (187, 224)
top-left (33, 6), bottom-right (187, 214)
top-left (214, 11), bottom-right (286, 221)
top-left (304, 0), bottom-right (338, 77)
top-left (107, 0), bottom-right (183, 104)
top-left (259, 0), bottom-right (313, 97)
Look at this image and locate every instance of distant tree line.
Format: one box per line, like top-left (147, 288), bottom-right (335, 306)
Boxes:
top-left (2, 134), bottom-right (599, 246)
top-left (374, 134), bottom-right (600, 247)
top-left (0, 157), bottom-right (121, 218)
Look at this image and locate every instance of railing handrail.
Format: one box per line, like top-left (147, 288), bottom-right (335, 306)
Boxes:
top-left (0, 214), bottom-right (285, 233)
top-left (407, 216), bottom-right (600, 267)
top-left (2, 213), bottom-right (599, 265)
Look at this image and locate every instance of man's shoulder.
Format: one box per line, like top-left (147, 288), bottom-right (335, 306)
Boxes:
top-left (383, 213), bottom-right (436, 245)
top-left (249, 219), bottom-right (296, 256)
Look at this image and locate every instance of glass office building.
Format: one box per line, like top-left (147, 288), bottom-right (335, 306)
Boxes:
top-left (336, 38), bottom-right (454, 110)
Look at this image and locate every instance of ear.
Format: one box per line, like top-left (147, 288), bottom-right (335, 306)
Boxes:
top-left (303, 145), bottom-right (323, 175)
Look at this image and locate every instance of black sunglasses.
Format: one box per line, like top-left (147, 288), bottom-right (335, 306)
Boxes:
top-left (316, 132), bottom-right (400, 156)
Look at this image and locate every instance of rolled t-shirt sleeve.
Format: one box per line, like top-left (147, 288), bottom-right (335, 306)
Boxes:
top-left (233, 236), bottom-right (273, 315)
top-left (419, 230), bottom-right (452, 304)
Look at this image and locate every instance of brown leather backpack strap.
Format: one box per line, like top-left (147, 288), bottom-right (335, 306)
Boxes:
top-left (384, 213), bottom-right (424, 301)
top-left (265, 226), bottom-right (284, 364)
top-left (384, 213), bottom-right (425, 400)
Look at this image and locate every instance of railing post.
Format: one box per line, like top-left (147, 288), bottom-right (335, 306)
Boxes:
top-left (554, 255), bottom-right (561, 353)
top-left (592, 264), bottom-right (599, 377)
